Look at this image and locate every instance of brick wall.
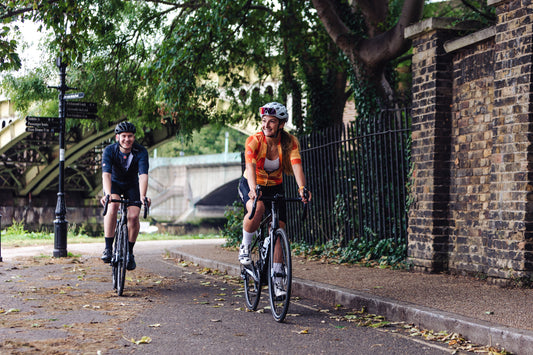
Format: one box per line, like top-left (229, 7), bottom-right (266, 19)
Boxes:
top-left (407, 22), bottom-right (455, 272)
top-left (406, 1), bottom-right (533, 283)
top-left (450, 39), bottom-right (495, 275)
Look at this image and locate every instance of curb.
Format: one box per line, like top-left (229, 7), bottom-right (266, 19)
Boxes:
top-left (169, 249), bottom-right (533, 355)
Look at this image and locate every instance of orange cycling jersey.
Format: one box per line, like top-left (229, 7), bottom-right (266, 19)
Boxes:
top-left (244, 131), bottom-right (302, 186)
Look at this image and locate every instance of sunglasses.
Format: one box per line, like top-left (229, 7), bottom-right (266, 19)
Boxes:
top-left (260, 107), bottom-right (277, 116)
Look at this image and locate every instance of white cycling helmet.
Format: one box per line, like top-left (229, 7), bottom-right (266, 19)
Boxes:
top-left (259, 102), bottom-right (288, 122)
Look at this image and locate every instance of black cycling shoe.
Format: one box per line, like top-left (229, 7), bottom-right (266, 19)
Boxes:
top-left (126, 254), bottom-right (136, 271)
top-left (101, 248), bottom-right (112, 263)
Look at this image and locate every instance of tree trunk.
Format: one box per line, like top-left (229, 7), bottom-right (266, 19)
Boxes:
top-left (312, 0), bottom-right (424, 104)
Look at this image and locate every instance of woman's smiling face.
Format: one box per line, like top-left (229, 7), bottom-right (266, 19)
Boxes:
top-left (262, 115), bottom-right (284, 138)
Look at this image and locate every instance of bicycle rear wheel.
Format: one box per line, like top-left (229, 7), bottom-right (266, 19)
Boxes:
top-left (268, 228), bottom-right (292, 322)
top-left (242, 238), bottom-right (262, 310)
top-left (116, 224), bottom-right (128, 296)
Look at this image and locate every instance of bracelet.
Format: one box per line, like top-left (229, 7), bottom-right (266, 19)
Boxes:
top-left (299, 186), bottom-right (306, 192)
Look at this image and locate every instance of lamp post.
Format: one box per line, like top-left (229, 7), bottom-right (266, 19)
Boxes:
top-left (52, 57), bottom-right (68, 257)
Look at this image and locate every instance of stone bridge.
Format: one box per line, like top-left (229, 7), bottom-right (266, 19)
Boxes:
top-left (0, 114), bottom-right (181, 232)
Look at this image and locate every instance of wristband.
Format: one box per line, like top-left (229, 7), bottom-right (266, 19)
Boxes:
top-left (299, 186), bottom-right (306, 192)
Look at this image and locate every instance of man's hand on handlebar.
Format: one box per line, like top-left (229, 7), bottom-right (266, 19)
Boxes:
top-left (142, 196), bottom-right (152, 209)
top-left (100, 194), bottom-right (110, 207)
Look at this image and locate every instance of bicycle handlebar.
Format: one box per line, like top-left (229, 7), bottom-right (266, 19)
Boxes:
top-left (248, 185), bottom-right (309, 220)
top-left (102, 195), bottom-right (149, 219)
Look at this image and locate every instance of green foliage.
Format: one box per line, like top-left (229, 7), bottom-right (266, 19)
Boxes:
top-left (0, 24), bottom-right (21, 71)
top-left (292, 237), bottom-right (408, 269)
top-left (156, 125), bottom-right (246, 157)
top-left (221, 200), bottom-right (245, 248)
top-left (1, 70), bottom-right (56, 114)
top-left (0, 219), bottom-right (222, 247)
top-left (424, 0), bottom-right (496, 26)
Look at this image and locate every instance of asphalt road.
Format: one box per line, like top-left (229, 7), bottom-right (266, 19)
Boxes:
top-left (0, 241), bottom-right (454, 354)
top-left (111, 246), bottom-right (454, 354)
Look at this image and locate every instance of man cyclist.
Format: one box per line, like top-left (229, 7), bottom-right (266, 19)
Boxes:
top-left (100, 121), bottom-right (151, 271)
top-left (238, 102), bottom-right (311, 297)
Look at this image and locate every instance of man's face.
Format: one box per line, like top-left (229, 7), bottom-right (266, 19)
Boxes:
top-left (116, 132), bottom-right (135, 150)
top-left (262, 115), bottom-right (284, 138)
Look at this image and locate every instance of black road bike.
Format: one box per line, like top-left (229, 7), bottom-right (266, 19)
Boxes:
top-left (241, 185), bottom-right (308, 322)
top-left (103, 195), bottom-right (148, 296)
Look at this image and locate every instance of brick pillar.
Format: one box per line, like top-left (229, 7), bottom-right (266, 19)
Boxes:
top-left (405, 19), bottom-right (463, 272)
top-left (484, 0), bottom-right (533, 279)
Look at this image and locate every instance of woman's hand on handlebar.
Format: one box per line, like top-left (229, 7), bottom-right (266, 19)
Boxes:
top-left (299, 187), bottom-right (311, 204)
top-left (248, 185), bottom-right (261, 201)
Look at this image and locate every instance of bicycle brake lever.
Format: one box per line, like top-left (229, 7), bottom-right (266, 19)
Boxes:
top-left (301, 188), bottom-right (309, 221)
top-left (102, 195), bottom-right (110, 216)
top-left (143, 197), bottom-right (149, 219)
top-left (248, 185), bottom-right (261, 220)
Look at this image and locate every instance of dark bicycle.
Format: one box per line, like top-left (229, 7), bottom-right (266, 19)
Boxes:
top-left (102, 195), bottom-right (148, 296)
top-left (241, 185), bottom-right (308, 322)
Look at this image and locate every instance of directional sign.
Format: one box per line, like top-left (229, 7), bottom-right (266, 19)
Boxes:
top-left (26, 116), bottom-right (59, 124)
top-left (25, 116), bottom-right (60, 133)
top-left (27, 121), bottom-right (60, 128)
top-left (65, 101), bottom-right (98, 119)
top-left (26, 126), bottom-right (60, 133)
top-left (64, 92), bottom-right (84, 100)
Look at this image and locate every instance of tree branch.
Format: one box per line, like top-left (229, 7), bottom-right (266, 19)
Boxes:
top-left (357, 0), bottom-right (424, 67)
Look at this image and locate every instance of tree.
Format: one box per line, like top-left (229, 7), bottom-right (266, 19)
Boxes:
top-left (310, 0), bottom-right (423, 110)
top-left (1, 0), bottom-right (354, 134)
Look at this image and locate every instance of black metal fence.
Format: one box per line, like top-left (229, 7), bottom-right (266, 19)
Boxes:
top-left (285, 108), bottom-right (411, 247)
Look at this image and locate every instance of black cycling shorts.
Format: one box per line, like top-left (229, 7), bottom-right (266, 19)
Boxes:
top-left (110, 180), bottom-right (142, 207)
top-left (238, 177), bottom-right (286, 223)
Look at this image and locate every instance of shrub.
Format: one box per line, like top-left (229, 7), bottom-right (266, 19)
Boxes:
top-left (221, 200), bottom-right (244, 248)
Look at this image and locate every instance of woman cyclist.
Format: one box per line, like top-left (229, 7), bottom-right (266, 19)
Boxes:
top-left (238, 102), bottom-right (311, 297)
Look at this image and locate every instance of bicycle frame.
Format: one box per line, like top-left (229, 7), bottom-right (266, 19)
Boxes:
top-left (241, 185), bottom-right (308, 322)
top-left (103, 195), bottom-right (148, 296)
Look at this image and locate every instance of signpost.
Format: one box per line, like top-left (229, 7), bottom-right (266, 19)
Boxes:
top-left (24, 57), bottom-right (98, 258)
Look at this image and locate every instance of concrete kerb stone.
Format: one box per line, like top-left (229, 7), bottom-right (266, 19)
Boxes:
top-left (170, 249), bottom-right (533, 355)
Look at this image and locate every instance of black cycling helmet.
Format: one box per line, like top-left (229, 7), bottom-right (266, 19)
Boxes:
top-left (115, 121), bottom-right (136, 134)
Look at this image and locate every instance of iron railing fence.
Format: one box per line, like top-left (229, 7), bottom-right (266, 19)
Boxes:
top-left (284, 107), bottom-right (411, 247)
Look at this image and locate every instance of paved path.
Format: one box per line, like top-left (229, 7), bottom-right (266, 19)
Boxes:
top-left (2, 239), bottom-right (533, 354)
top-left (170, 241), bottom-right (533, 355)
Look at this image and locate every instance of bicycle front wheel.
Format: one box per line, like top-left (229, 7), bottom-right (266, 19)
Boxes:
top-left (268, 228), bottom-right (292, 322)
top-left (242, 239), bottom-right (262, 310)
top-left (116, 224), bottom-right (128, 296)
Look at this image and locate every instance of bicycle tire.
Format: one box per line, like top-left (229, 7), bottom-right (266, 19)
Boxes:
top-left (111, 227), bottom-right (119, 291)
top-left (242, 236), bottom-right (262, 310)
top-left (268, 228), bottom-right (292, 322)
top-left (116, 224), bottom-right (128, 296)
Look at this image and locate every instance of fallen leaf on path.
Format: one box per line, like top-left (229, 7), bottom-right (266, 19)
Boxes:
top-left (125, 336), bottom-right (152, 344)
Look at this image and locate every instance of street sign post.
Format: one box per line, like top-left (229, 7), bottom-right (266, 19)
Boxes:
top-left (28, 58), bottom-right (99, 258)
